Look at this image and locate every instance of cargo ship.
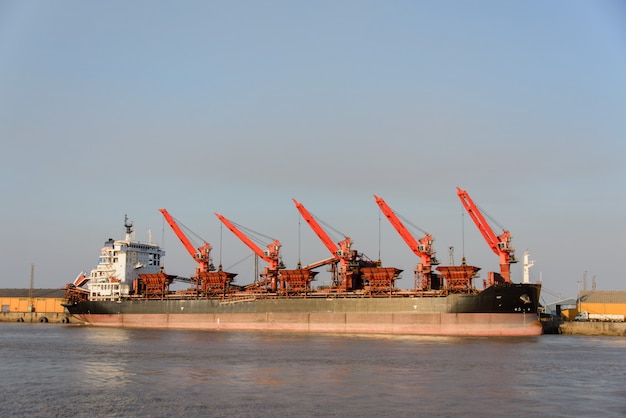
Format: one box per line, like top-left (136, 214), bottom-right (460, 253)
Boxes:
top-left (64, 195), bottom-right (542, 337)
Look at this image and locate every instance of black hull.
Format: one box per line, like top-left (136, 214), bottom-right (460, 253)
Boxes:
top-left (66, 283), bottom-right (540, 316)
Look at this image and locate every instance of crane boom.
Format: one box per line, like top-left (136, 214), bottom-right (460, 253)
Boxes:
top-left (214, 213), bottom-right (282, 271)
top-left (292, 199), bottom-right (340, 255)
top-left (292, 199), bottom-right (353, 259)
top-left (374, 195), bottom-right (438, 290)
top-left (456, 187), bottom-right (516, 283)
top-left (374, 195), bottom-right (437, 262)
top-left (293, 198), bottom-right (356, 289)
top-left (159, 208), bottom-right (214, 272)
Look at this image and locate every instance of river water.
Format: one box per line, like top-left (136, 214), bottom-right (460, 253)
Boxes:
top-left (1, 323), bottom-right (625, 417)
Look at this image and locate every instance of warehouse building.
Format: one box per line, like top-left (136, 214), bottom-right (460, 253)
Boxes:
top-left (0, 288), bottom-right (71, 323)
top-left (577, 290), bottom-right (626, 317)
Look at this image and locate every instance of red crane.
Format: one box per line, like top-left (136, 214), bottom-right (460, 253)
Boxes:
top-left (159, 209), bottom-right (236, 296)
top-left (374, 195), bottom-right (439, 290)
top-left (214, 213), bottom-right (282, 271)
top-left (292, 199), bottom-right (353, 260)
top-left (292, 198), bottom-right (400, 294)
top-left (456, 187), bottom-right (517, 283)
top-left (215, 213), bottom-right (287, 290)
top-left (292, 199), bottom-right (353, 286)
top-left (159, 208), bottom-right (214, 273)
top-left (293, 199), bottom-right (402, 295)
top-left (215, 213), bottom-right (317, 294)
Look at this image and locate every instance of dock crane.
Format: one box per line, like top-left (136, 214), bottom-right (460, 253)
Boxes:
top-left (293, 199), bottom-right (401, 294)
top-left (292, 199), bottom-right (355, 289)
top-left (159, 209), bottom-right (214, 273)
top-left (215, 213), bottom-right (316, 294)
top-left (292, 199), bottom-right (353, 258)
top-left (159, 209), bottom-right (236, 297)
top-left (456, 187), bottom-right (517, 284)
top-left (374, 195), bottom-right (439, 290)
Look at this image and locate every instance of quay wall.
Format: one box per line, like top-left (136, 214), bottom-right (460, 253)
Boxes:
top-left (559, 321), bottom-right (626, 336)
top-left (0, 311), bottom-right (75, 323)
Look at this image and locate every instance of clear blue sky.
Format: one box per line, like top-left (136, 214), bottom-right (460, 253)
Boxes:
top-left (1, 1), bottom-right (625, 303)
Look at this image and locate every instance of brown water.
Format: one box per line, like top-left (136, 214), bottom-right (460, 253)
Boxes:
top-left (1, 323), bottom-right (625, 417)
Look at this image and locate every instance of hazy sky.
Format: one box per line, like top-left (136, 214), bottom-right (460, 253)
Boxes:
top-left (1, 1), bottom-right (625, 304)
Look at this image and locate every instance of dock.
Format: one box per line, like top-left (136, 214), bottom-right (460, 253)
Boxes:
top-left (559, 321), bottom-right (626, 337)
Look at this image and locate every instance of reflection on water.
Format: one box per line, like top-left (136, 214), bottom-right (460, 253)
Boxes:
top-left (1, 323), bottom-right (625, 417)
top-left (82, 360), bottom-right (132, 388)
top-left (80, 327), bottom-right (134, 388)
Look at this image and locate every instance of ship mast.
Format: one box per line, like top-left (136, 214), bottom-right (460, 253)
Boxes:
top-left (124, 215), bottom-right (134, 241)
top-left (29, 264), bottom-right (34, 313)
top-left (522, 250), bottom-right (534, 284)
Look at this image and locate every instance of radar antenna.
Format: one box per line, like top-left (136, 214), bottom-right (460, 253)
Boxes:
top-left (124, 214), bottom-right (134, 235)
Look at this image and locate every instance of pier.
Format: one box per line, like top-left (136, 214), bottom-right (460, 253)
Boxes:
top-left (559, 321), bottom-right (626, 337)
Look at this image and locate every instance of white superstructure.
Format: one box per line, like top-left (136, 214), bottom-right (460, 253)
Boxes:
top-left (86, 216), bottom-right (165, 301)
